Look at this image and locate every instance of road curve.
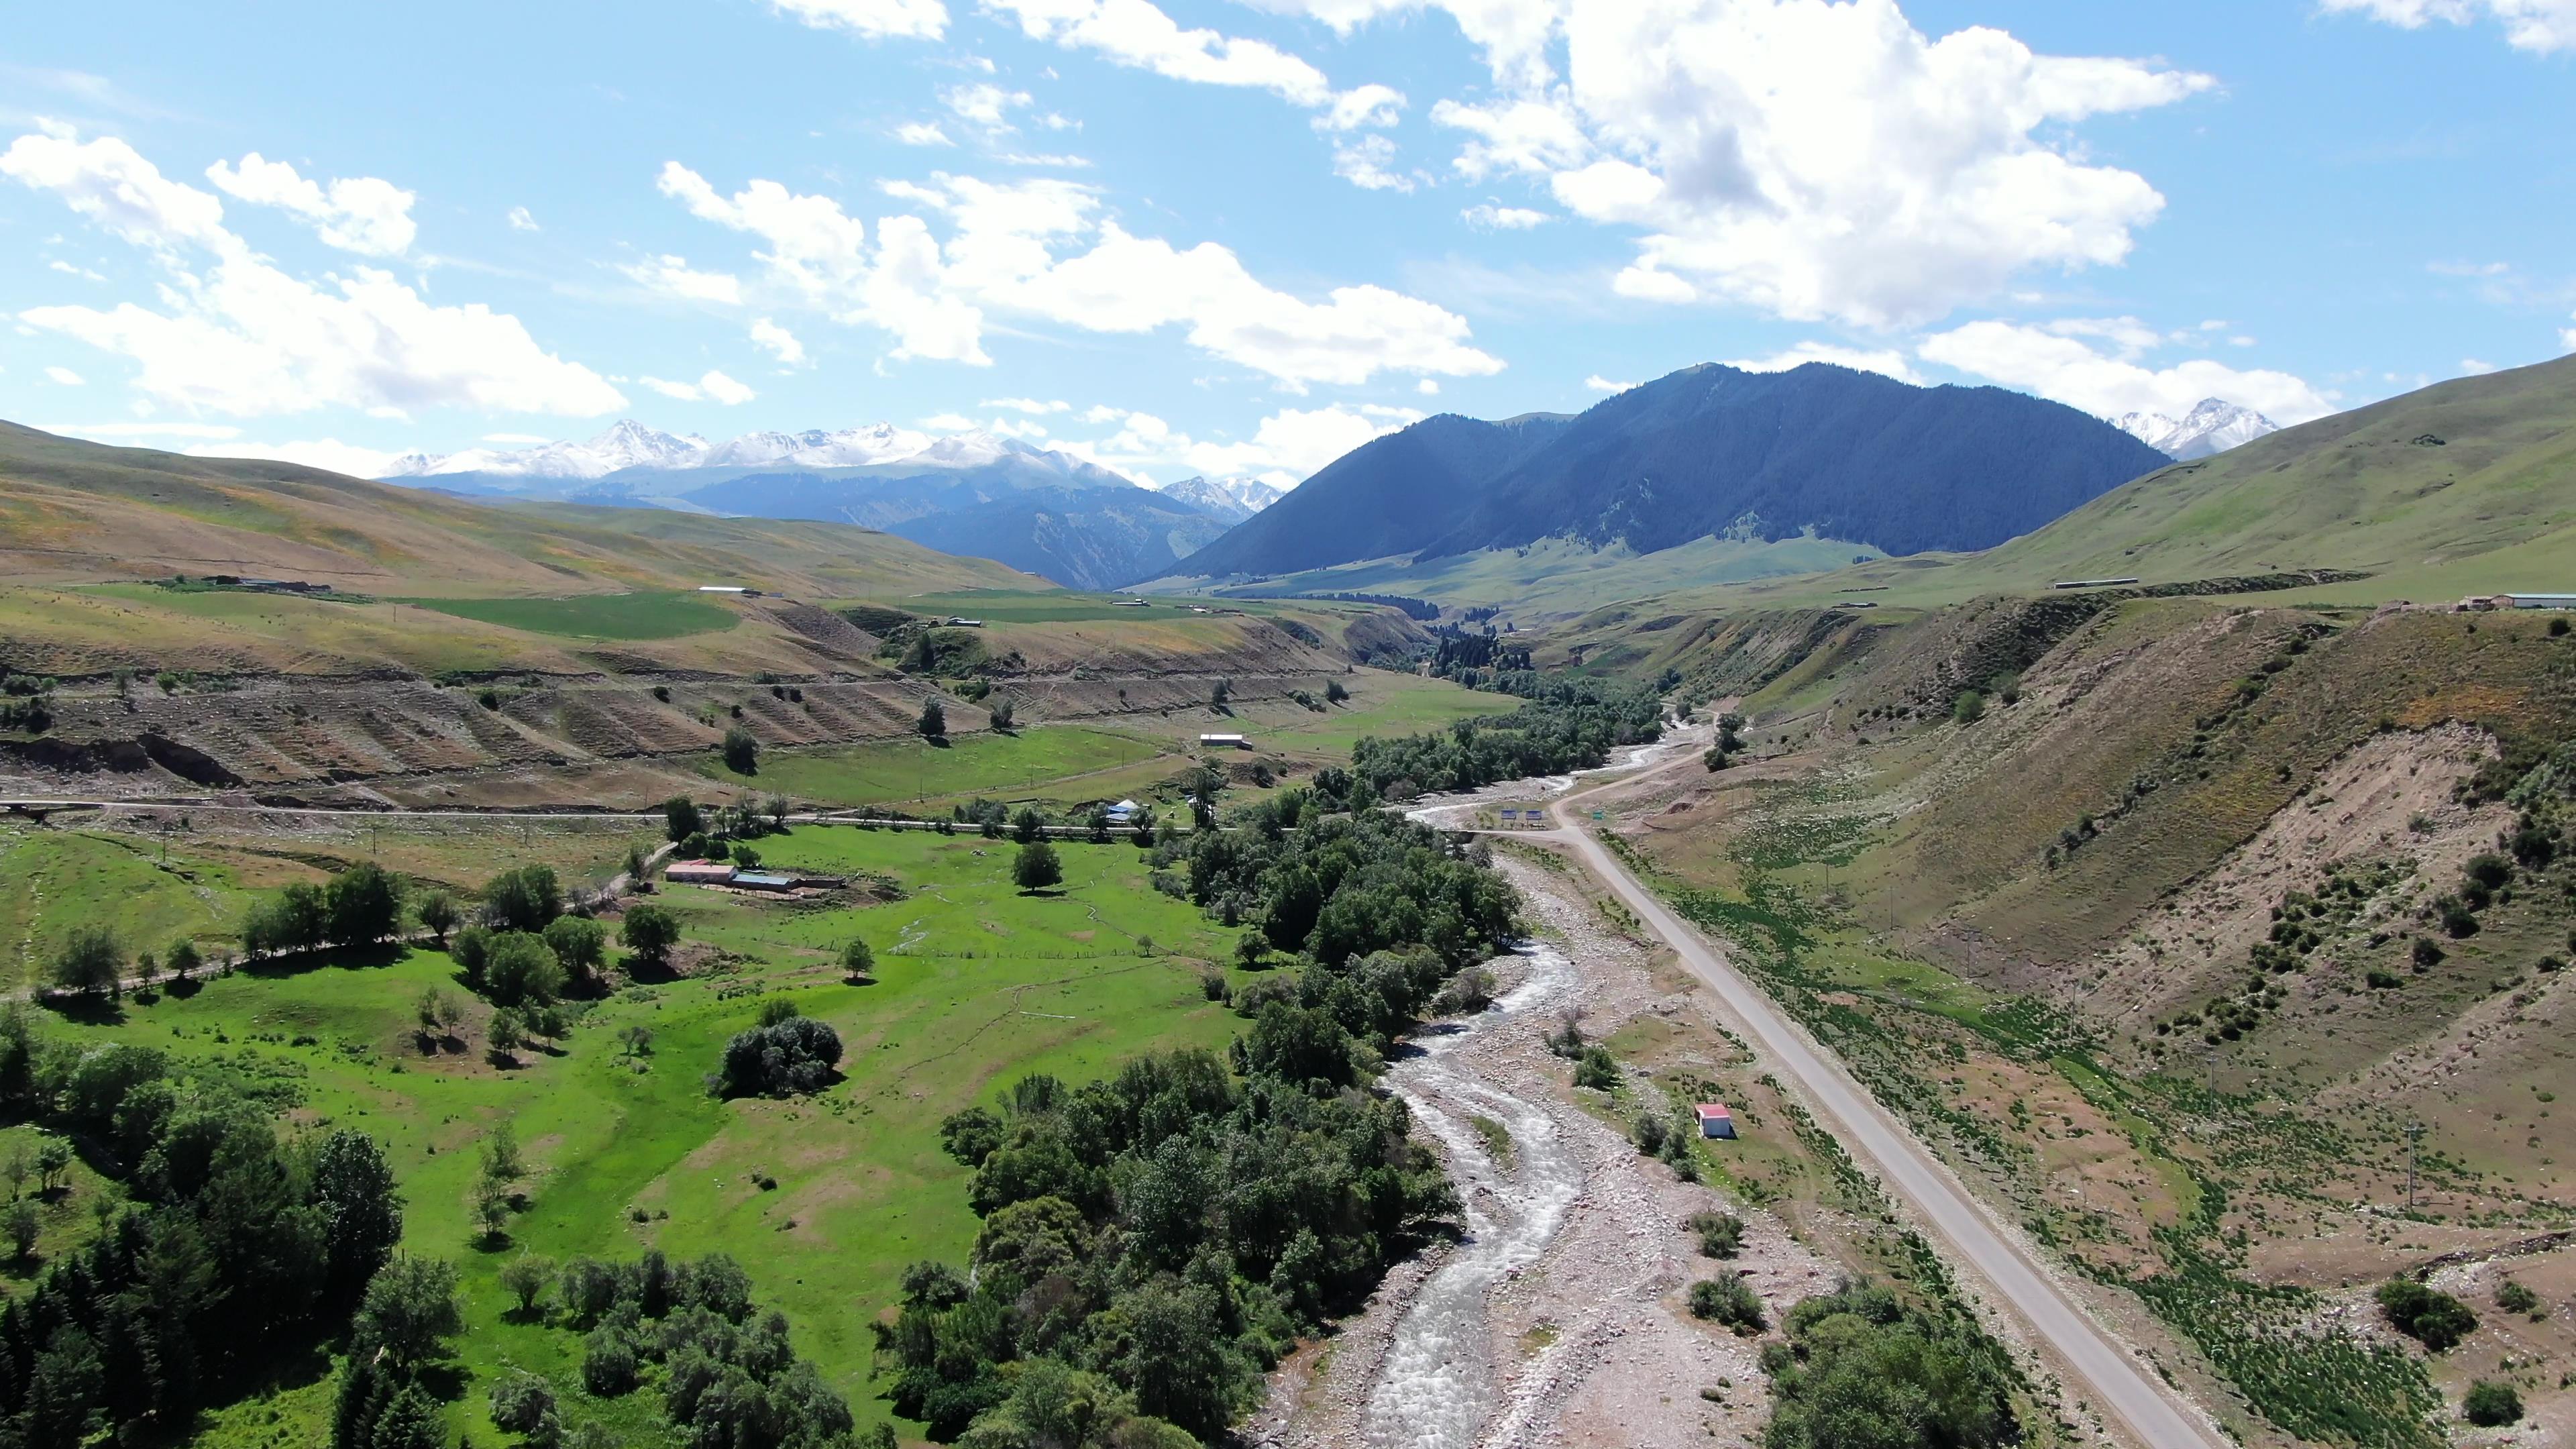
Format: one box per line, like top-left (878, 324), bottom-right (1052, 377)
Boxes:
top-left (1541, 786), bottom-right (2224, 1449)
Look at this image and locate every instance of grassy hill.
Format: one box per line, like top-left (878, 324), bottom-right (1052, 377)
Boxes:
top-left (0, 421), bottom-right (1038, 598)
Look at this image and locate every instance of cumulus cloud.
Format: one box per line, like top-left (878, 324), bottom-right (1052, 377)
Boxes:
top-left (188, 437), bottom-right (407, 477)
top-left (44, 366), bottom-right (85, 385)
top-left (896, 121), bottom-right (955, 147)
top-left (1462, 201), bottom-right (1550, 229)
top-left (1585, 374), bottom-right (1636, 392)
top-left (506, 205), bottom-right (539, 231)
top-left (1059, 401), bottom-right (1418, 486)
top-left (1332, 135), bottom-right (1414, 191)
top-left (621, 254), bottom-right (744, 305)
top-left (749, 317), bottom-right (807, 365)
top-left (661, 164), bottom-right (1501, 386)
top-left (1919, 319), bottom-right (2337, 424)
top-left (2322, 0), bottom-right (2576, 52)
top-left (205, 152), bottom-right (417, 256)
top-left (1725, 341), bottom-right (1922, 384)
top-left (769, 0), bottom-right (948, 40)
top-left (1247, 0), bottom-right (1567, 91)
top-left (639, 369), bottom-right (757, 405)
top-left (944, 83), bottom-right (1034, 130)
top-left (984, 396), bottom-right (1071, 413)
top-left (1319, 83), bottom-right (1407, 131)
top-left (5, 129), bottom-right (623, 419)
top-left (987, 0), bottom-right (1337, 105)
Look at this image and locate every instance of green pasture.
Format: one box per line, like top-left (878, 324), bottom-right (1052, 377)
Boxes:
top-left (21, 826), bottom-right (1248, 1446)
top-left (0, 828), bottom-right (264, 994)
top-left (700, 725), bottom-right (1167, 808)
top-left (392, 590), bottom-right (739, 641)
top-left (857, 589), bottom-right (1338, 625)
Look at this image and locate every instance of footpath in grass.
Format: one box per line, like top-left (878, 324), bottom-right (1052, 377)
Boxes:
top-left (392, 590), bottom-right (739, 640)
top-left (29, 826), bottom-right (1247, 1447)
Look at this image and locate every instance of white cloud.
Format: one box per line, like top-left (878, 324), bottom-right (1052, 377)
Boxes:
top-left (482, 431), bottom-right (548, 443)
top-left (921, 411), bottom-right (979, 430)
top-left (1417, 378), bottom-right (1440, 394)
top-left (944, 83), bottom-right (1034, 130)
top-left (2561, 311), bottom-right (2576, 352)
top-left (996, 151), bottom-right (1094, 168)
top-left (46, 258), bottom-right (106, 280)
top-left (1395, 0), bottom-right (2215, 330)
top-left (7, 129), bottom-right (623, 419)
top-left (987, 0), bottom-right (1338, 105)
top-left (43, 421), bottom-right (244, 441)
top-left (664, 164), bottom-right (1501, 386)
top-left (896, 121), bottom-right (956, 147)
top-left (2428, 259), bottom-right (2511, 277)
top-left (1247, 0), bottom-right (1567, 91)
top-left (2322, 0), bottom-right (2576, 54)
top-left (987, 417), bottom-right (1051, 438)
top-left (1059, 401), bottom-right (1416, 485)
top-left (621, 254), bottom-right (744, 305)
top-left (1725, 341), bottom-right (1923, 384)
top-left (768, 0), bottom-right (948, 40)
top-left (1319, 83), bottom-right (1406, 130)
top-left (205, 152), bottom-right (417, 257)
top-left (639, 370), bottom-right (757, 405)
top-left (188, 437), bottom-right (408, 477)
top-left (983, 396), bottom-right (1071, 413)
top-left (1920, 320), bottom-right (2337, 425)
top-left (44, 366), bottom-right (84, 385)
top-left (1462, 202), bottom-right (1550, 229)
top-left (1585, 374), bottom-right (1637, 392)
top-left (506, 205), bottom-right (539, 231)
top-left (1332, 135), bottom-right (1414, 191)
top-left (750, 317), bottom-right (808, 365)
top-left (2460, 358), bottom-right (2498, 375)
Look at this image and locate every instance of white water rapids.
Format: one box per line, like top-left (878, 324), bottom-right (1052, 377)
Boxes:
top-left (1362, 941), bottom-right (1583, 1449)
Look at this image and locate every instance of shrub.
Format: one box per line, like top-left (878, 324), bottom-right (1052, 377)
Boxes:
top-left (2462, 1379), bottom-right (2522, 1426)
top-left (720, 725), bottom-right (759, 775)
top-left (988, 696), bottom-right (1016, 730)
top-left (1690, 1211), bottom-right (1746, 1258)
top-left (1432, 967), bottom-right (1495, 1016)
top-left (1688, 1274), bottom-right (1766, 1334)
top-left (2377, 1278), bottom-right (2477, 1351)
top-left (1014, 841), bottom-right (1064, 893)
top-left (1632, 1110), bottom-right (1668, 1155)
top-left (717, 1016), bottom-right (843, 1097)
top-left (1572, 1046), bottom-right (1619, 1091)
top-left (2365, 969), bottom-right (2403, 989)
top-left (2495, 1280), bottom-right (2540, 1315)
top-left (2412, 936), bottom-right (2446, 969)
top-left (488, 1371), bottom-right (559, 1436)
top-left (1952, 690), bottom-right (1986, 724)
top-left (583, 1330), bottom-right (639, 1396)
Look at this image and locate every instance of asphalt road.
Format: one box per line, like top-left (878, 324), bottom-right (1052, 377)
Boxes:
top-left (1541, 775), bottom-right (2224, 1449)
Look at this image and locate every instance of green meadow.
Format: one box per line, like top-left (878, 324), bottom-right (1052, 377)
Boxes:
top-left (698, 725), bottom-right (1166, 808)
top-left (19, 826), bottom-right (1251, 1446)
top-left (392, 590), bottom-right (740, 640)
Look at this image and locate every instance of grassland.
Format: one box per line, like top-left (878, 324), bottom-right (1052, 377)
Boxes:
top-left (18, 826), bottom-right (1252, 1447)
top-left (392, 590), bottom-right (741, 641)
top-left (698, 725), bottom-right (1161, 807)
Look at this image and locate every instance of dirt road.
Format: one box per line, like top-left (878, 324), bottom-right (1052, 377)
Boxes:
top-left (1540, 767), bottom-right (2225, 1449)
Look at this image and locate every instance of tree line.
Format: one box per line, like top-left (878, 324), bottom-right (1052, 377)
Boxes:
top-left (1347, 676), bottom-right (1666, 799)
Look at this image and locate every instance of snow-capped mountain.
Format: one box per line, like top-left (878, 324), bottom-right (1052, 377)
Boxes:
top-left (2113, 398), bottom-right (2279, 461)
top-left (382, 420), bottom-right (711, 480)
top-left (698, 423), bottom-right (930, 469)
top-left (1156, 475), bottom-right (1285, 525)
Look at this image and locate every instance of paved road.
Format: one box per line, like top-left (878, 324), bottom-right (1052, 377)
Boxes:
top-left (1536, 771), bottom-right (2224, 1449)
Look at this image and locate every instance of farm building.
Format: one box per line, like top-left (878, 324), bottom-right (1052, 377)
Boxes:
top-left (945, 616), bottom-right (985, 627)
top-left (666, 860), bottom-right (737, 885)
top-left (1199, 733), bottom-right (1248, 749)
top-left (1104, 798), bottom-right (1142, 823)
top-left (1694, 1104), bottom-right (1737, 1140)
top-left (731, 871), bottom-right (799, 893)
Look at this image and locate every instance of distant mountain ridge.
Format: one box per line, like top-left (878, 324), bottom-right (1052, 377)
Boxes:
top-left (1150, 364), bottom-right (2166, 586)
top-left (2113, 398), bottom-right (2279, 460)
top-left (377, 419), bottom-right (1279, 590)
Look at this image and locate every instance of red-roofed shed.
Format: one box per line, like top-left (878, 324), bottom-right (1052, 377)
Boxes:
top-left (1694, 1103), bottom-right (1736, 1140)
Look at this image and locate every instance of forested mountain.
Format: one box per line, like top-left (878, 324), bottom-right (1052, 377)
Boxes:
top-left (1142, 364), bottom-right (2165, 586)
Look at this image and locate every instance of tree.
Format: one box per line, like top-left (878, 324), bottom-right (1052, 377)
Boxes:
top-left (716, 1016), bottom-right (843, 1097)
top-left (482, 865), bottom-right (561, 934)
top-left (5, 1199), bottom-right (36, 1260)
top-left (484, 1121), bottom-right (525, 1185)
top-left (1952, 689), bottom-right (1986, 724)
top-left (483, 932), bottom-right (565, 1008)
top-left (842, 938), bottom-right (877, 983)
top-left (164, 937), bottom-right (203, 980)
top-left (1326, 678), bottom-right (1349, 704)
top-left (488, 1009), bottom-right (526, 1063)
top-left (988, 696), bottom-right (1016, 731)
top-left (1210, 677), bottom-right (1232, 708)
top-left (2379, 1278), bottom-right (2478, 1350)
top-left (663, 796), bottom-right (706, 843)
top-left (1087, 806), bottom-right (1114, 843)
top-left (2463, 1379), bottom-right (2523, 1427)
top-left (764, 794), bottom-right (792, 828)
top-left (542, 915), bottom-right (607, 985)
top-left (1012, 807), bottom-right (1044, 844)
top-left (622, 905), bottom-right (681, 968)
top-left (354, 1256), bottom-right (464, 1371)
top-left (326, 862), bottom-right (406, 945)
top-left (33, 1138), bottom-right (69, 1193)
top-left (312, 1130), bottom-right (405, 1307)
top-left (1687, 1274), bottom-right (1765, 1334)
top-left (416, 890), bottom-right (459, 943)
top-left (51, 925), bottom-right (123, 998)
top-left (498, 1254), bottom-right (554, 1318)
top-left (919, 696), bottom-right (948, 739)
top-left (1014, 841), bottom-right (1064, 894)
top-left (491, 1371), bottom-right (561, 1439)
top-left (1130, 807), bottom-right (1157, 848)
top-left (618, 1024), bottom-right (654, 1061)
top-left (721, 725), bottom-right (759, 775)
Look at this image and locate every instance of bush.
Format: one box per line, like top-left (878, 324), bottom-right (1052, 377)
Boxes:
top-left (1689, 1211), bottom-right (1745, 1258)
top-left (721, 725), bottom-right (759, 775)
top-left (1572, 1045), bottom-right (1619, 1091)
top-left (988, 696), bottom-right (1016, 730)
top-left (1765, 1281), bottom-right (2015, 1449)
top-left (1014, 841), bottom-right (1064, 893)
top-left (1952, 690), bottom-right (1986, 724)
top-left (1632, 1110), bottom-right (1668, 1155)
top-left (2463, 1379), bottom-right (2522, 1426)
top-left (1688, 1274), bottom-right (1766, 1334)
top-left (2496, 1279), bottom-right (2541, 1315)
top-left (583, 1329), bottom-right (640, 1396)
top-left (2377, 1277), bottom-right (2477, 1350)
top-left (717, 1016), bottom-right (843, 1097)
top-left (489, 1370), bottom-right (559, 1436)
top-left (2412, 936), bottom-right (2446, 969)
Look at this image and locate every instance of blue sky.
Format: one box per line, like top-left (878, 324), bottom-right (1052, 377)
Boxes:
top-left (3, 0), bottom-right (2571, 488)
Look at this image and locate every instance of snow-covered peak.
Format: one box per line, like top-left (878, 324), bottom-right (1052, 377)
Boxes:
top-left (377, 419), bottom-right (1136, 487)
top-left (700, 423), bottom-right (930, 469)
top-left (1157, 474), bottom-right (1285, 523)
top-left (2114, 398), bottom-right (2279, 461)
top-left (380, 419), bottom-right (708, 480)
